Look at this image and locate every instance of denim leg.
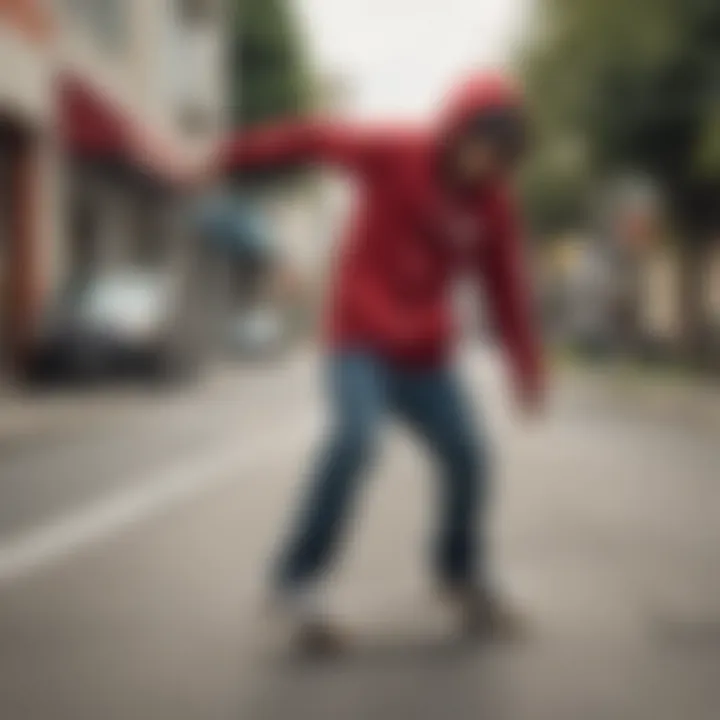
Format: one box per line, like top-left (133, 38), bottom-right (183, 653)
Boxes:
top-left (276, 352), bottom-right (386, 588)
top-left (390, 365), bottom-right (491, 586)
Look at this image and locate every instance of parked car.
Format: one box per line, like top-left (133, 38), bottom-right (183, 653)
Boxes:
top-left (26, 270), bottom-right (197, 384)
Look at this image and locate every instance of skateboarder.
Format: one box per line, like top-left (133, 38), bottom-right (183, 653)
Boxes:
top-left (223, 72), bottom-right (545, 651)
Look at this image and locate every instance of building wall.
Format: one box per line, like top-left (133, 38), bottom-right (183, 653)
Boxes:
top-left (640, 247), bottom-right (682, 342)
top-left (52, 0), bottom-right (226, 175)
top-left (51, 0), bottom-right (227, 282)
top-left (0, 0), bottom-right (53, 46)
top-left (0, 21), bottom-right (53, 123)
top-left (706, 243), bottom-right (720, 333)
top-left (0, 0), bottom-right (227, 372)
top-left (135, 0), bottom-right (227, 156)
top-left (0, 1), bottom-right (56, 369)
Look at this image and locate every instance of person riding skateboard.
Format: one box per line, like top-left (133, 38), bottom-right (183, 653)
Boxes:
top-left (223, 71), bottom-right (545, 652)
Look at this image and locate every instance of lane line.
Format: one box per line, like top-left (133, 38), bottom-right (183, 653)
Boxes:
top-left (0, 417), bottom-right (317, 585)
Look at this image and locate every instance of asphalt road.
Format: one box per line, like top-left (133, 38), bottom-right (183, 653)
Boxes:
top-left (1, 349), bottom-right (719, 720)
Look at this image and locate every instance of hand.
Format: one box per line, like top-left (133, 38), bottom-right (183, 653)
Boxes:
top-left (515, 376), bottom-right (546, 418)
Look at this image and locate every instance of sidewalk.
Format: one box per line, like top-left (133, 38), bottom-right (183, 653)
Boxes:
top-left (556, 358), bottom-right (720, 435)
top-left (0, 385), bottom-right (134, 447)
top-left (0, 354), bottom-right (312, 447)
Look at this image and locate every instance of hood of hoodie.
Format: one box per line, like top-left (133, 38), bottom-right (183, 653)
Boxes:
top-left (436, 71), bottom-right (524, 143)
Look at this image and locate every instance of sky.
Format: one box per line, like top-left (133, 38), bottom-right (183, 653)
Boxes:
top-left (295, 0), bottom-right (533, 120)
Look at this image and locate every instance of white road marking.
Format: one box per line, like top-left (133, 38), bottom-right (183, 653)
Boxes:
top-left (0, 418), bottom-right (317, 585)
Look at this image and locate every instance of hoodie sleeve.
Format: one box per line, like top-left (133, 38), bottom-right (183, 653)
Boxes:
top-left (223, 121), bottom-right (390, 175)
top-left (478, 191), bottom-right (544, 394)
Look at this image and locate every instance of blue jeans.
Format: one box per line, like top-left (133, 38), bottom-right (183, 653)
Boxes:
top-left (276, 351), bottom-right (491, 589)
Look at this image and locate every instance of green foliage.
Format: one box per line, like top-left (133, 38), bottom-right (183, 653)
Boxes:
top-left (519, 0), bottom-right (720, 238)
top-left (230, 0), bottom-right (313, 128)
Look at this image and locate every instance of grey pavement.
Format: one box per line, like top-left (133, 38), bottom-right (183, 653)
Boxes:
top-left (0, 348), bottom-right (719, 719)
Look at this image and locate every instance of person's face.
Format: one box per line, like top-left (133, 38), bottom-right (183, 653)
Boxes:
top-left (451, 134), bottom-right (508, 186)
top-left (448, 107), bottom-right (526, 186)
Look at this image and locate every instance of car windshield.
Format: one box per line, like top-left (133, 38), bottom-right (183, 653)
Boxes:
top-left (76, 273), bottom-right (169, 327)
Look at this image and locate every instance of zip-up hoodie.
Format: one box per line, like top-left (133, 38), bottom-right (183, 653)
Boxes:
top-left (223, 73), bottom-right (543, 393)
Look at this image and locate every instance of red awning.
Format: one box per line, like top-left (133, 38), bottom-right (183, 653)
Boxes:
top-left (58, 75), bottom-right (207, 187)
top-left (58, 75), bottom-right (135, 162)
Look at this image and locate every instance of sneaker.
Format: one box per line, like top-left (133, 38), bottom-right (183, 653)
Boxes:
top-left (272, 584), bottom-right (346, 656)
top-left (294, 619), bottom-right (346, 656)
top-left (444, 585), bottom-right (526, 641)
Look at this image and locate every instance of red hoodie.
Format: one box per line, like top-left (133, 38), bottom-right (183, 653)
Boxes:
top-left (223, 73), bottom-right (543, 394)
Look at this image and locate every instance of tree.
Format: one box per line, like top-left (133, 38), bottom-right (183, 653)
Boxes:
top-left (229, 0), bottom-right (313, 128)
top-left (519, 0), bottom-right (720, 359)
top-left (227, 0), bottom-right (317, 186)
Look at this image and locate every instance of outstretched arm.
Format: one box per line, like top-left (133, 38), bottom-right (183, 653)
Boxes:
top-left (222, 121), bottom-right (387, 175)
top-left (479, 192), bottom-right (545, 410)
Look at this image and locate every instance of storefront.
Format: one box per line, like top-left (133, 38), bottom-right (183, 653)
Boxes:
top-left (0, 0), bottom-right (53, 374)
top-left (59, 74), bottom-right (197, 283)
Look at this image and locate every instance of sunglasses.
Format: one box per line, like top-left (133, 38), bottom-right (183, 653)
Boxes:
top-left (465, 107), bottom-right (529, 160)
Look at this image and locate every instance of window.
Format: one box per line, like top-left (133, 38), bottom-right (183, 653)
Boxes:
top-left (177, 0), bottom-right (215, 26)
top-left (92, 0), bottom-right (126, 50)
top-left (70, 198), bottom-right (99, 280)
top-left (56, 0), bottom-right (127, 53)
top-left (169, 2), bottom-right (221, 136)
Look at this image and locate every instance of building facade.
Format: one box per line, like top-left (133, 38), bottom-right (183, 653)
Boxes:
top-left (0, 0), bottom-right (55, 373)
top-left (0, 0), bottom-right (227, 377)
